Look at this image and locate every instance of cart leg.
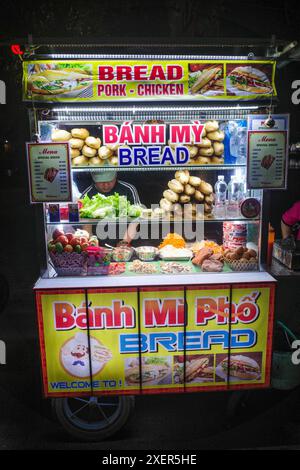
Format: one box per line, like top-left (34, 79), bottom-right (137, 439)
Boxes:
top-left (52, 395), bottom-right (135, 442)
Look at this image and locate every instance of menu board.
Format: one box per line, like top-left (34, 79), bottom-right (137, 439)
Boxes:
top-left (27, 142), bottom-right (72, 203)
top-left (247, 114), bottom-right (289, 190)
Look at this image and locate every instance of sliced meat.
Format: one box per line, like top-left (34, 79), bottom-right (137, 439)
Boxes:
top-left (201, 259), bottom-right (223, 272)
top-left (192, 247), bottom-right (213, 266)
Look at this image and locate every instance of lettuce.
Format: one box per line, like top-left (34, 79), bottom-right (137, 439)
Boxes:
top-left (79, 192), bottom-right (141, 219)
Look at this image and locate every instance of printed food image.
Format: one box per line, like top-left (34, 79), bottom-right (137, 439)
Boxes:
top-left (227, 65), bottom-right (273, 95)
top-left (27, 63), bottom-right (93, 97)
top-left (188, 64), bottom-right (224, 96)
top-left (51, 127), bottom-right (121, 168)
top-left (125, 357), bottom-right (172, 386)
top-left (217, 354), bottom-right (261, 381)
top-left (261, 154), bottom-right (275, 169)
top-left (60, 333), bottom-right (112, 378)
top-left (168, 121), bottom-right (225, 165)
top-left (44, 167), bottom-right (59, 183)
top-left (174, 355), bottom-right (214, 384)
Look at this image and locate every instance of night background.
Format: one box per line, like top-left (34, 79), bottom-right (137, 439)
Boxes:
top-left (0, 0), bottom-right (300, 450)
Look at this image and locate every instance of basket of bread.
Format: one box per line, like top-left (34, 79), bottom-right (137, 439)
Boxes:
top-left (223, 246), bottom-right (258, 271)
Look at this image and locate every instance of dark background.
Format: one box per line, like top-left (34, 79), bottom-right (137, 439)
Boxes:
top-left (1, 0), bottom-right (300, 450)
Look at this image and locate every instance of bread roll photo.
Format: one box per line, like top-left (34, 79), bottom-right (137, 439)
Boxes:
top-left (71, 128), bottom-right (90, 140)
top-left (51, 129), bottom-right (71, 142)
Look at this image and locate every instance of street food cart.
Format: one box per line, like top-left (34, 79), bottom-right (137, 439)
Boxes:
top-left (22, 43), bottom-right (284, 440)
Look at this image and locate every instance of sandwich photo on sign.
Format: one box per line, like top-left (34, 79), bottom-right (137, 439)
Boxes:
top-left (26, 63), bottom-right (93, 98)
top-left (215, 353), bottom-right (262, 382)
top-left (226, 64), bottom-right (273, 96)
top-left (173, 355), bottom-right (214, 384)
top-left (188, 63), bottom-right (224, 96)
top-left (125, 357), bottom-right (172, 386)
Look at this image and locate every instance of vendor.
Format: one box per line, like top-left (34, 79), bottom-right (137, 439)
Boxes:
top-left (79, 170), bottom-right (141, 205)
top-left (281, 201), bottom-right (300, 240)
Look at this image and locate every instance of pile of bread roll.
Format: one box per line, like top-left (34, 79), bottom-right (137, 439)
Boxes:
top-left (51, 128), bottom-right (119, 167)
top-left (160, 169), bottom-right (214, 216)
top-left (169, 120), bottom-right (224, 165)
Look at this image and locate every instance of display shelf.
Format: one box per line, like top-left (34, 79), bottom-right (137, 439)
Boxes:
top-left (35, 270), bottom-right (275, 289)
top-left (71, 164), bottom-right (246, 172)
top-left (45, 215), bottom-right (260, 225)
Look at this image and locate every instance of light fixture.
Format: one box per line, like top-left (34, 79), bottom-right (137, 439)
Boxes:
top-left (52, 105), bottom-right (260, 113)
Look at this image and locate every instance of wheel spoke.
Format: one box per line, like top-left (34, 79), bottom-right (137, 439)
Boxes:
top-left (72, 398), bottom-right (90, 405)
top-left (96, 404), bottom-right (110, 423)
top-left (97, 402), bottom-right (119, 407)
top-left (69, 402), bottom-right (89, 419)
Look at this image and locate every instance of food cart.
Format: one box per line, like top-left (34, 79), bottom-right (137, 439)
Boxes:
top-left (22, 43), bottom-right (282, 440)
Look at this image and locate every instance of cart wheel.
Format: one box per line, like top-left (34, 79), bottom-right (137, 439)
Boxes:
top-left (52, 395), bottom-right (135, 442)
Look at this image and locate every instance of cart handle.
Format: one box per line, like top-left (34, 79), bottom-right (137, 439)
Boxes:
top-left (277, 320), bottom-right (299, 343)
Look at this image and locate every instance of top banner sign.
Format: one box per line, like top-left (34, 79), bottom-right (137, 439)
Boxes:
top-left (23, 60), bottom-right (277, 102)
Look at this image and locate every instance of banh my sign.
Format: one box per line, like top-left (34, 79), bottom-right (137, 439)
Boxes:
top-left (36, 284), bottom-right (275, 397)
top-left (23, 60), bottom-right (277, 102)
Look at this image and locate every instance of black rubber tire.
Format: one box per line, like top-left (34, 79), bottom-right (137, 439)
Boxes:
top-left (52, 395), bottom-right (135, 442)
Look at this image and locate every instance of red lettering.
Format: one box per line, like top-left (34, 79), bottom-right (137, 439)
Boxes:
top-left (54, 302), bottom-right (75, 330)
top-left (144, 299), bottom-right (184, 327)
top-left (196, 298), bottom-right (218, 325)
top-left (167, 65), bottom-right (183, 80)
top-left (116, 66), bottom-right (132, 81)
top-left (98, 66), bottom-right (114, 81)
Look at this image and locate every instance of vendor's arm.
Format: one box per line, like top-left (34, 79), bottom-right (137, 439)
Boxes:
top-left (281, 201), bottom-right (300, 239)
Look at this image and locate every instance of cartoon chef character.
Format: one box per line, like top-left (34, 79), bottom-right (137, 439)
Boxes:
top-left (62, 333), bottom-right (90, 369)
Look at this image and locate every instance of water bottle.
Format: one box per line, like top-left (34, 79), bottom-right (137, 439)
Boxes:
top-left (236, 126), bottom-right (247, 164)
top-left (214, 175), bottom-right (227, 219)
top-left (227, 175), bottom-right (240, 218)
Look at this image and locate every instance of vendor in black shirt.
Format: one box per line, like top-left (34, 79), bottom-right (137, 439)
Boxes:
top-left (80, 170), bottom-right (141, 205)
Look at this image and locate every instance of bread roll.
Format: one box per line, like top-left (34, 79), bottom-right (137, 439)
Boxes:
top-left (194, 190), bottom-right (205, 202)
top-left (196, 156), bottom-right (211, 165)
top-left (205, 194), bottom-right (214, 205)
top-left (187, 145), bottom-right (198, 158)
top-left (213, 142), bottom-right (224, 156)
top-left (82, 145), bottom-right (97, 158)
top-left (184, 184), bottom-right (196, 196)
top-left (179, 194), bottom-right (191, 204)
top-left (199, 146), bottom-right (214, 157)
top-left (188, 176), bottom-right (201, 187)
top-left (197, 137), bottom-right (212, 148)
top-left (71, 128), bottom-right (90, 140)
top-left (160, 198), bottom-right (173, 212)
top-left (204, 203), bottom-right (213, 214)
top-left (207, 130), bottom-right (225, 142)
top-left (205, 120), bottom-right (219, 133)
top-left (175, 170), bottom-right (190, 185)
top-left (69, 138), bottom-right (84, 149)
top-left (211, 156), bottom-right (224, 164)
top-left (168, 179), bottom-right (184, 193)
top-left (98, 146), bottom-right (113, 160)
top-left (163, 189), bottom-right (179, 203)
top-left (199, 181), bottom-right (213, 195)
top-left (70, 148), bottom-right (80, 159)
top-left (88, 157), bottom-right (102, 166)
top-left (109, 156), bottom-right (119, 166)
top-left (85, 136), bottom-right (101, 149)
top-left (72, 155), bottom-right (89, 166)
top-left (106, 143), bottom-right (119, 152)
top-left (51, 129), bottom-right (71, 142)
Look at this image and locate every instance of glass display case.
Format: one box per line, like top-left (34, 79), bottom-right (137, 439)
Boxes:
top-left (31, 106), bottom-right (265, 280)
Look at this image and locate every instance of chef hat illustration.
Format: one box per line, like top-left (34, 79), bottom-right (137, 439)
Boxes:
top-left (73, 332), bottom-right (89, 348)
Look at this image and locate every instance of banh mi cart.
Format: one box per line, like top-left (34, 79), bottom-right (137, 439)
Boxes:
top-left (23, 43), bottom-right (279, 441)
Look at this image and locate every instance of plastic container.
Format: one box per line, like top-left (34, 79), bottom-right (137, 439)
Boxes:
top-left (86, 246), bottom-right (112, 276)
top-left (112, 246), bottom-right (134, 262)
top-left (135, 246), bottom-right (158, 261)
top-left (50, 251), bottom-right (87, 277)
top-left (214, 175), bottom-right (227, 219)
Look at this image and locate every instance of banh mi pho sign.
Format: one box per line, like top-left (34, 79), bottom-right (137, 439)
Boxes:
top-left (36, 285), bottom-right (274, 395)
top-left (23, 60), bottom-right (277, 102)
top-left (102, 121), bottom-right (204, 166)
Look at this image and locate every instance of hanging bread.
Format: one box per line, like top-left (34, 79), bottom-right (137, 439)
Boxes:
top-left (69, 138), bottom-right (84, 150)
top-left (82, 145), bottom-right (97, 158)
top-left (207, 130), bottom-right (225, 142)
top-left (51, 129), bottom-right (71, 142)
top-left (85, 136), bottom-right (101, 149)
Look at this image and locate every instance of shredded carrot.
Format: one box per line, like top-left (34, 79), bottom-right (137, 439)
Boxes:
top-left (159, 233), bottom-right (186, 249)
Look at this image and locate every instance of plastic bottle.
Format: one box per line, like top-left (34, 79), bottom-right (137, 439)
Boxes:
top-left (214, 175), bottom-right (227, 219)
top-left (236, 126), bottom-right (247, 164)
top-left (227, 175), bottom-right (240, 218)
